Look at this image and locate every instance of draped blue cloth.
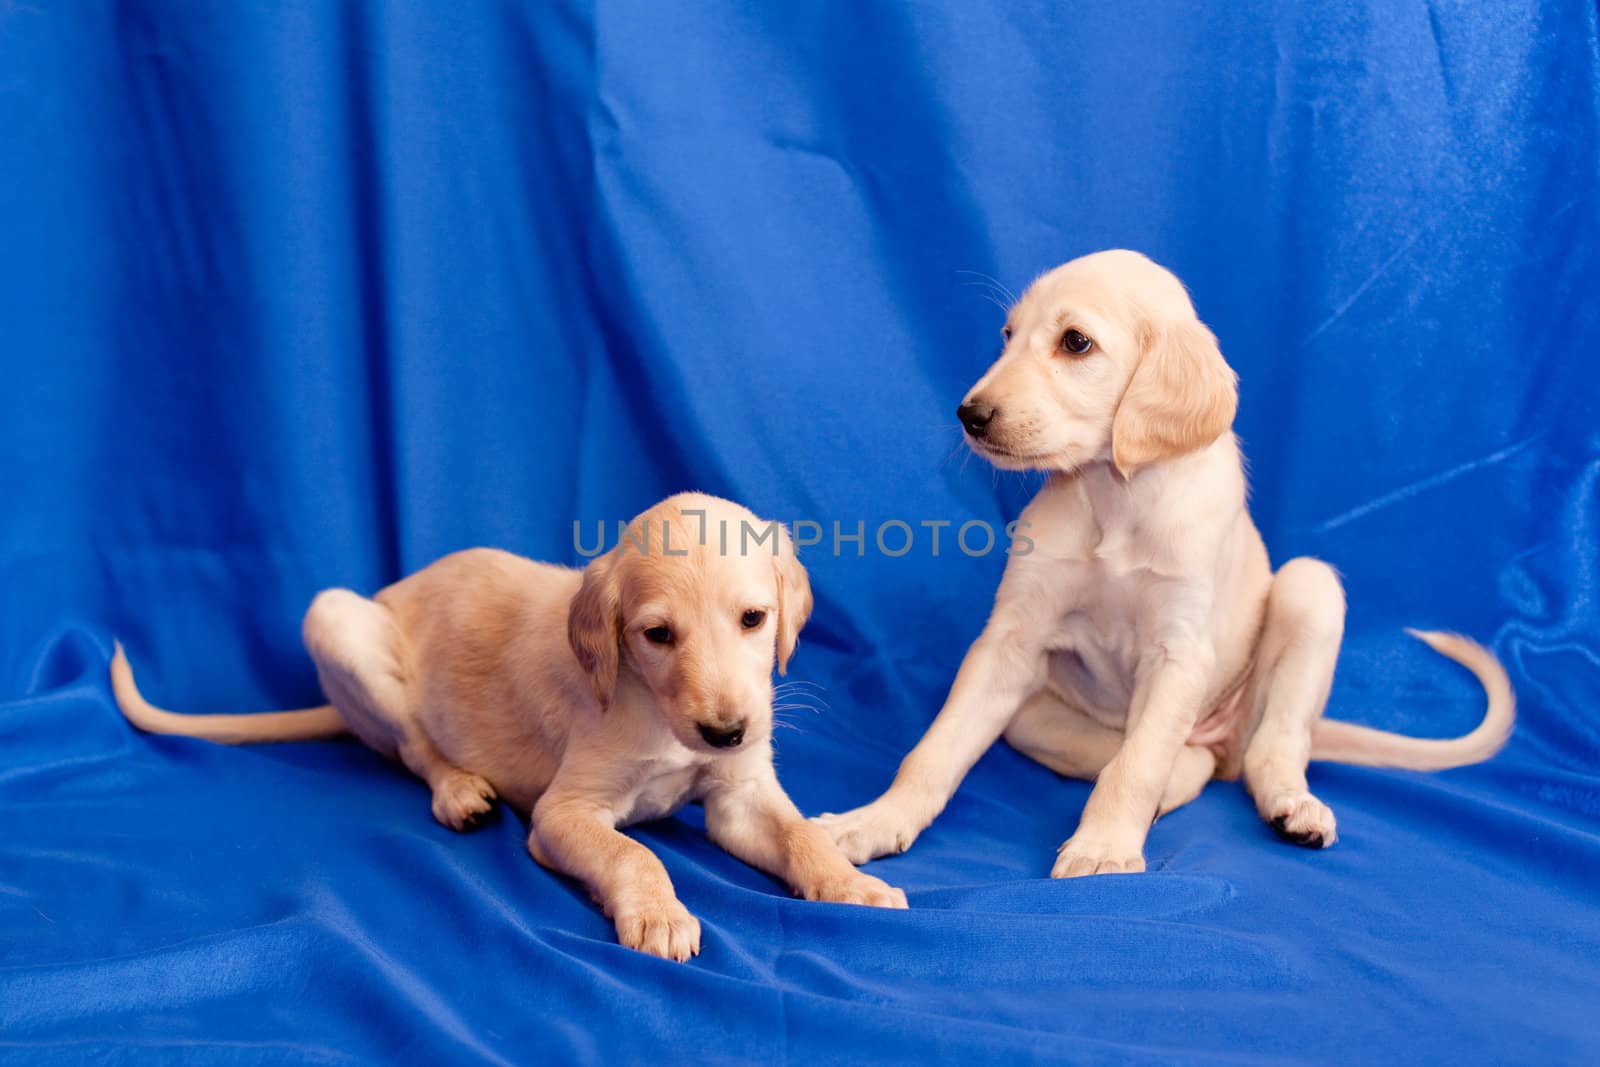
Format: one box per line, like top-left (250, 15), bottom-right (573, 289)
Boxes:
top-left (3, 2), bottom-right (1598, 1062)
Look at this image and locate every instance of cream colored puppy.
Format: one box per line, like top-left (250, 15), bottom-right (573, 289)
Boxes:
top-left (113, 492), bottom-right (906, 960)
top-left (816, 250), bottom-right (1513, 877)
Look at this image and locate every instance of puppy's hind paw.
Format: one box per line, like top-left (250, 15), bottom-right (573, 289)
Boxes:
top-left (431, 770), bottom-right (498, 832)
top-left (1265, 791), bottom-right (1337, 849)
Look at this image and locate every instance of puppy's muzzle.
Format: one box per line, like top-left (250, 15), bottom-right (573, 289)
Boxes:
top-left (958, 399), bottom-right (995, 439)
top-left (697, 721), bottom-right (746, 749)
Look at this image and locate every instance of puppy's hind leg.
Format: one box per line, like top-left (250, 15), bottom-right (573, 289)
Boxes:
top-left (303, 589), bottom-right (497, 831)
top-left (1005, 692), bottom-right (1216, 817)
top-left (1241, 559), bottom-right (1345, 848)
top-left (400, 731), bottom-right (498, 832)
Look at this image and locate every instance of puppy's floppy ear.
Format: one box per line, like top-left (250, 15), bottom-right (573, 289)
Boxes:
top-left (1111, 315), bottom-right (1238, 477)
top-left (772, 525), bottom-right (813, 676)
top-left (568, 549), bottom-right (622, 709)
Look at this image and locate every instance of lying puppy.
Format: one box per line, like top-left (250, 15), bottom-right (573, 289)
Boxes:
top-left (113, 492), bottom-right (905, 960)
top-left (817, 250), bottom-right (1514, 877)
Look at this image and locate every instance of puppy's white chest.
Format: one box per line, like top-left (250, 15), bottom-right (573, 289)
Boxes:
top-left (616, 759), bottom-right (702, 826)
top-left (1041, 559), bottom-right (1150, 724)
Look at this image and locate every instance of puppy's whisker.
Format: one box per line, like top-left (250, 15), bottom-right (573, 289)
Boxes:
top-left (942, 433), bottom-right (972, 471)
top-left (773, 683), bottom-right (829, 699)
top-left (975, 290), bottom-right (1010, 314)
top-left (955, 268), bottom-right (1009, 295)
top-left (770, 708), bottom-right (808, 733)
top-left (956, 269), bottom-right (1018, 306)
top-left (772, 691), bottom-right (829, 708)
top-left (958, 280), bottom-right (1011, 315)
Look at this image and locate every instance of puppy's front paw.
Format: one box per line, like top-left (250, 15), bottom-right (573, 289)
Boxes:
top-left (805, 870), bottom-right (909, 910)
top-left (1051, 835), bottom-right (1147, 879)
top-left (1264, 791), bottom-right (1338, 849)
top-left (812, 803), bottom-right (921, 865)
top-left (614, 897), bottom-right (701, 962)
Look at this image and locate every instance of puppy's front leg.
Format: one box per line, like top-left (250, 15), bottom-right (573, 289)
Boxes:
top-left (1053, 643), bottom-right (1211, 878)
top-left (814, 603), bottom-right (1052, 864)
top-left (529, 792), bottom-right (700, 961)
top-left (704, 761), bottom-right (907, 909)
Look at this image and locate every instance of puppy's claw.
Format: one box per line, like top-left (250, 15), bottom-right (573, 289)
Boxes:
top-left (1272, 816), bottom-right (1324, 848)
top-left (457, 804), bottom-right (497, 831)
top-left (431, 771), bottom-right (498, 832)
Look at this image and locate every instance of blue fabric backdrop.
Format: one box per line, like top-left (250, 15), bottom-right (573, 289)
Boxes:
top-left (2, 1), bottom-right (1598, 1063)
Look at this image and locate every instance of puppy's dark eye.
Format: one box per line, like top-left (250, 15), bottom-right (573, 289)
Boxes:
top-left (741, 610), bottom-right (767, 630)
top-left (1060, 329), bottom-right (1094, 355)
top-left (1001, 325), bottom-right (1014, 342)
top-left (643, 625), bottom-right (674, 645)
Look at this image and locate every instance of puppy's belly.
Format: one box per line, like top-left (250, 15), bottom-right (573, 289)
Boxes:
top-left (429, 718), bottom-right (564, 814)
top-left (474, 750), bottom-right (563, 815)
top-left (1044, 648), bottom-right (1133, 730)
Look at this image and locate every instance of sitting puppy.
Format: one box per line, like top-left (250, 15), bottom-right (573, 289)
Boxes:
top-left (113, 492), bottom-right (905, 960)
top-left (816, 250), bottom-right (1513, 877)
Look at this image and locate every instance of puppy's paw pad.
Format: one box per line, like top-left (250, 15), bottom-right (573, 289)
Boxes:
top-left (431, 771), bottom-right (498, 831)
top-left (1265, 791), bottom-right (1337, 849)
top-left (812, 807), bottom-right (917, 865)
top-left (615, 900), bottom-right (701, 962)
top-left (1051, 837), bottom-right (1147, 879)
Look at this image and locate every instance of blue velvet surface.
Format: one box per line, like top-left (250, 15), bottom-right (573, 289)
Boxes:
top-left (2, 2), bottom-right (1598, 1063)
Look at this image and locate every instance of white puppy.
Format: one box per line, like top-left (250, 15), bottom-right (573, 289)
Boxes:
top-left (817, 250), bottom-right (1513, 877)
top-left (113, 492), bottom-right (906, 960)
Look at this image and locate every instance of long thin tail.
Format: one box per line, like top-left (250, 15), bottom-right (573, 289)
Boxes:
top-left (110, 642), bottom-right (347, 744)
top-left (1310, 629), bottom-right (1514, 771)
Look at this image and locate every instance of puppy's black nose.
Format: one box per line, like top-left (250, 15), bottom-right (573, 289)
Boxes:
top-left (958, 400), bottom-right (995, 437)
top-left (698, 722), bottom-right (745, 749)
